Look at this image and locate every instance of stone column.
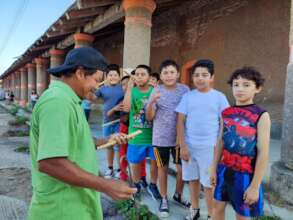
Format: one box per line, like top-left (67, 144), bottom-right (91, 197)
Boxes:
top-left (19, 67), bottom-right (28, 106)
top-left (122, 0), bottom-right (156, 69)
top-left (27, 63), bottom-right (36, 99)
top-left (49, 49), bottom-right (65, 82)
top-left (35, 57), bottom-right (49, 95)
top-left (270, 0), bottom-right (293, 205)
top-left (73, 33), bottom-right (95, 48)
top-left (15, 71), bottom-right (21, 104)
top-left (11, 73), bottom-right (15, 95)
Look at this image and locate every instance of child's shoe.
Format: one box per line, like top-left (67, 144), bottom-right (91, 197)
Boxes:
top-left (104, 168), bottom-right (113, 179)
top-left (173, 192), bottom-right (191, 208)
top-left (185, 208), bottom-right (200, 220)
top-left (158, 197), bottom-right (169, 218)
top-left (139, 176), bottom-right (148, 189)
top-left (147, 183), bottom-right (162, 201)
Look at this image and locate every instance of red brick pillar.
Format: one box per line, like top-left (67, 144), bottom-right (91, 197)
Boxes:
top-left (122, 0), bottom-right (156, 68)
top-left (20, 67), bottom-right (28, 106)
top-left (15, 71), bottom-right (21, 104)
top-left (35, 57), bottom-right (49, 95)
top-left (11, 72), bottom-right (16, 95)
top-left (27, 63), bottom-right (36, 99)
top-left (73, 33), bottom-right (95, 48)
top-left (49, 49), bottom-right (65, 82)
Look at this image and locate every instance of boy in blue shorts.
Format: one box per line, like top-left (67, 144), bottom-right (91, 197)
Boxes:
top-left (211, 67), bottom-right (271, 220)
top-left (95, 64), bottom-right (124, 178)
top-left (176, 59), bottom-right (229, 220)
top-left (123, 64), bottom-right (160, 200)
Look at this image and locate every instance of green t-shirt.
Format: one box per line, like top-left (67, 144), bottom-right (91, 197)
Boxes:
top-left (28, 81), bottom-right (103, 220)
top-left (128, 86), bottom-right (153, 144)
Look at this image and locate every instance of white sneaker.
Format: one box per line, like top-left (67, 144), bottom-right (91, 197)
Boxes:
top-left (104, 168), bottom-right (113, 179)
top-left (185, 208), bottom-right (200, 220)
top-left (159, 197), bottom-right (169, 218)
top-left (113, 169), bottom-right (121, 179)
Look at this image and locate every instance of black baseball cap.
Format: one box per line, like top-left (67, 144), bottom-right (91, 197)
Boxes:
top-left (47, 47), bottom-right (108, 77)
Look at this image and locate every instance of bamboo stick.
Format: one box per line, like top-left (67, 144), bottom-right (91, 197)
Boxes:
top-left (97, 130), bottom-right (142, 150)
top-left (102, 119), bottom-right (120, 127)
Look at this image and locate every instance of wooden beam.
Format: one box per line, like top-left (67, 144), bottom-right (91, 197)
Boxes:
top-left (30, 44), bottom-right (53, 52)
top-left (77, 0), bottom-right (118, 9)
top-left (84, 3), bottom-right (124, 33)
top-left (57, 3), bottom-right (124, 49)
top-left (65, 7), bottom-right (105, 19)
top-left (46, 28), bottom-right (75, 38)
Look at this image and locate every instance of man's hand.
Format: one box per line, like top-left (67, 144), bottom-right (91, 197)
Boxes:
top-left (109, 133), bottom-right (129, 145)
top-left (100, 179), bottom-right (137, 200)
top-left (243, 185), bottom-right (259, 205)
top-left (180, 143), bottom-right (190, 161)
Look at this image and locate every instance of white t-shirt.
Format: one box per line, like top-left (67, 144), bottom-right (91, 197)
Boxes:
top-left (175, 89), bottom-right (229, 149)
top-left (30, 94), bottom-right (38, 102)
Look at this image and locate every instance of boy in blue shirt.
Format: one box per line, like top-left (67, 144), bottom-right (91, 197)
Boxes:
top-left (95, 64), bottom-right (124, 178)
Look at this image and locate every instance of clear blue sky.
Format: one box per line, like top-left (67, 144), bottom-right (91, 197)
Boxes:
top-left (0, 0), bottom-right (74, 75)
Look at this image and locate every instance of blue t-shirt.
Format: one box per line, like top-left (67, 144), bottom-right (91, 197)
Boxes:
top-left (95, 84), bottom-right (124, 122)
top-left (175, 89), bottom-right (229, 148)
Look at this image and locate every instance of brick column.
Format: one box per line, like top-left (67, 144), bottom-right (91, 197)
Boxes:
top-left (122, 0), bottom-right (156, 68)
top-left (15, 71), bottom-right (21, 104)
top-left (49, 49), bottom-right (65, 82)
top-left (19, 67), bottom-right (28, 106)
top-left (270, 0), bottom-right (293, 205)
top-left (11, 73), bottom-right (15, 95)
top-left (35, 57), bottom-right (49, 95)
top-left (73, 33), bottom-right (95, 48)
top-left (27, 63), bottom-right (36, 99)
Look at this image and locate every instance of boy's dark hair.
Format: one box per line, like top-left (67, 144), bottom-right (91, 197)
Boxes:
top-left (131, 70), bottom-right (135, 75)
top-left (106, 64), bottom-right (120, 75)
top-left (136, 64), bottom-right (152, 75)
top-left (159, 59), bottom-right (180, 73)
top-left (150, 72), bottom-right (160, 81)
top-left (227, 66), bottom-right (265, 88)
top-left (190, 59), bottom-right (214, 76)
top-left (121, 75), bottom-right (130, 81)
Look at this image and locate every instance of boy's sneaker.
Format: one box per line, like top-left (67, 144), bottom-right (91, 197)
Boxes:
top-left (113, 169), bottom-right (121, 179)
top-left (185, 208), bottom-right (200, 220)
top-left (104, 168), bottom-right (113, 179)
top-left (159, 197), bottom-right (169, 218)
top-left (173, 192), bottom-right (191, 208)
top-left (147, 183), bottom-right (162, 201)
top-left (139, 177), bottom-right (148, 189)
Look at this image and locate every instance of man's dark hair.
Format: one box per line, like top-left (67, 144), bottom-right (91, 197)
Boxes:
top-left (190, 59), bottom-right (214, 76)
top-left (136, 64), bottom-right (152, 75)
top-left (159, 59), bottom-right (180, 73)
top-left (227, 66), bottom-right (265, 88)
top-left (106, 64), bottom-right (120, 75)
top-left (150, 72), bottom-right (160, 81)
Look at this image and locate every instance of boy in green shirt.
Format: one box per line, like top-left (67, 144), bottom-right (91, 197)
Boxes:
top-left (123, 65), bottom-right (161, 201)
top-left (28, 47), bottom-right (136, 220)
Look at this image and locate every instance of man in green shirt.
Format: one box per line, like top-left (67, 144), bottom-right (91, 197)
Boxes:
top-left (28, 47), bottom-right (136, 220)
